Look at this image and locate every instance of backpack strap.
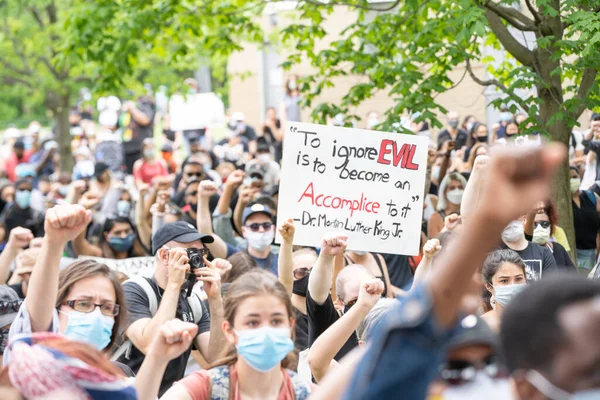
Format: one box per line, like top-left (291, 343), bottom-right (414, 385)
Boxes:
top-left (207, 366), bottom-right (231, 400)
top-left (111, 276), bottom-right (158, 362)
top-left (187, 293), bottom-right (204, 325)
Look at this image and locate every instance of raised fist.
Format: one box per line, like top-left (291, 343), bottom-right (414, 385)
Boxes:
top-left (320, 233), bottom-right (348, 257)
top-left (45, 204), bottom-right (92, 243)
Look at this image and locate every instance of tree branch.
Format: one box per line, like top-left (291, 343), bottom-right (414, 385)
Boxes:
top-left (570, 67), bottom-right (598, 119)
top-left (484, 9), bottom-right (535, 67)
top-left (46, 2), bottom-right (57, 24)
top-left (301, 0), bottom-right (400, 12)
top-left (2, 75), bottom-right (33, 88)
top-left (38, 56), bottom-right (61, 80)
top-left (524, 0), bottom-right (541, 23)
top-left (0, 56), bottom-right (32, 77)
top-left (29, 7), bottom-right (45, 28)
top-left (2, 17), bottom-right (33, 74)
top-left (483, 0), bottom-right (537, 31)
top-left (465, 57), bottom-right (530, 113)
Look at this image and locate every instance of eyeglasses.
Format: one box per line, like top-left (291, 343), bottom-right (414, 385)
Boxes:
top-left (0, 300), bottom-right (23, 314)
top-left (534, 221), bottom-right (551, 229)
top-left (62, 300), bottom-right (120, 317)
top-left (245, 222), bottom-right (273, 232)
top-left (344, 298), bottom-right (358, 309)
top-left (439, 355), bottom-right (507, 386)
top-left (186, 172), bottom-right (203, 178)
top-left (294, 268), bottom-right (312, 280)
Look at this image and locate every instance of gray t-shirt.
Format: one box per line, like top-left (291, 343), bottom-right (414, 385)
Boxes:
top-left (119, 277), bottom-right (210, 396)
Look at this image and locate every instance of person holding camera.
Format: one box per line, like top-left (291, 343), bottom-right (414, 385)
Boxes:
top-left (118, 221), bottom-right (226, 397)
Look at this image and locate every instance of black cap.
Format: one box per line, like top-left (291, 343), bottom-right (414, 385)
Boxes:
top-left (94, 162), bottom-right (110, 178)
top-left (257, 141), bottom-right (270, 153)
top-left (249, 171), bottom-right (264, 180)
top-left (446, 314), bottom-right (498, 351)
top-left (242, 203), bottom-right (273, 225)
top-left (151, 221), bottom-right (214, 255)
top-left (13, 140), bottom-right (24, 150)
top-left (592, 113), bottom-right (600, 121)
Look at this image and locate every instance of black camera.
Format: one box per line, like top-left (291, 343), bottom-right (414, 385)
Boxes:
top-left (186, 248), bottom-right (206, 270)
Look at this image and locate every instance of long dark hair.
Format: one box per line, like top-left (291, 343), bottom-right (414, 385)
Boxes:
top-left (101, 217), bottom-right (148, 258)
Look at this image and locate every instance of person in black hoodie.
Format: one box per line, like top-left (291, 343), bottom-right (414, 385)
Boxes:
top-left (2, 179), bottom-right (44, 237)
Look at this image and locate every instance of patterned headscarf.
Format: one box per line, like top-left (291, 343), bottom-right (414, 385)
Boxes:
top-left (7, 332), bottom-right (136, 400)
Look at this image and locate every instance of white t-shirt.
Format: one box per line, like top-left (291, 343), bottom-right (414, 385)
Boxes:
top-left (570, 130), bottom-right (585, 159)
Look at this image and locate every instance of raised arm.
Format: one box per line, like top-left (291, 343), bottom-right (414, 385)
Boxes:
top-left (233, 185), bottom-right (254, 234)
top-left (72, 192), bottom-right (102, 257)
top-left (460, 155), bottom-right (488, 221)
top-left (27, 205), bottom-right (91, 332)
top-left (430, 144), bottom-right (564, 327)
top-left (135, 184), bottom-right (152, 249)
top-left (412, 239), bottom-right (441, 286)
top-left (307, 279), bottom-right (384, 382)
top-left (308, 234), bottom-right (348, 305)
top-left (278, 219), bottom-right (295, 295)
top-left (213, 170), bottom-right (244, 245)
top-left (197, 180), bottom-right (228, 259)
top-left (0, 228), bottom-right (33, 284)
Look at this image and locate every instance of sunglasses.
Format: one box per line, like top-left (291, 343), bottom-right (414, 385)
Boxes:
top-left (439, 355), bottom-right (507, 386)
top-left (345, 298), bottom-right (358, 309)
top-left (0, 300), bottom-right (23, 314)
top-left (186, 172), bottom-right (203, 178)
top-left (294, 268), bottom-right (312, 280)
top-left (534, 221), bottom-right (551, 229)
top-left (245, 222), bottom-right (273, 232)
top-left (62, 299), bottom-right (120, 317)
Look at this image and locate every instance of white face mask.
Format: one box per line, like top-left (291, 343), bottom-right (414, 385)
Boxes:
top-left (501, 220), bottom-right (524, 242)
top-left (258, 154), bottom-right (271, 164)
top-left (532, 225), bottom-right (551, 245)
top-left (246, 229), bottom-right (275, 251)
top-left (570, 178), bottom-right (581, 194)
top-left (442, 374), bottom-right (514, 400)
top-left (493, 283), bottom-right (527, 308)
top-left (446, 189), bottom-right (464, 205)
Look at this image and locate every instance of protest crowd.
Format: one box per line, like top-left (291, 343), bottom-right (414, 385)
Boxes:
top-left (0, 77), bottom-right (599, 399)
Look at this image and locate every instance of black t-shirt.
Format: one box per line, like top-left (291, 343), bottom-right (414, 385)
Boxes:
top-left (3, 206), bottom-right (44, 237)
top-left (120, 277), bottom-right (211, 396)
top-left (306, 292), bottom-right (357, 361)
top-left (121, 100), bottom-right (156, 154)
top-left (499, 242), bottom-right (558, 280)
top-left (294, 307), bottom-right (309, 351)
top-left (437, 129), bottom-right (468, 150)
top-left (379, 253), bottom-right (414, 289)
top-left (524, 234), bottom-right (576, 271)
top-left (573, 191), bottom-right (600, 249)
top-left (241, 125), bottom-right (257, 142)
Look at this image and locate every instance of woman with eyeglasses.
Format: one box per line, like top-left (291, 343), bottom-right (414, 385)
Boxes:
top-left (480, 249), bottom-right (528, 332)
top-left (524, 200), bottom-right (576, 271)
top-left (3, 204), bottom-right (133, 376)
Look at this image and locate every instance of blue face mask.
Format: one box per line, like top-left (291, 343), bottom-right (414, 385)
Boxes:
top-left (15, 190), bottom-right (31, 209)
top-left (108, 233), bottom-right (135, 253)
top-left (62, 309), bottom-right (114, 351)
top-left (116, 200), bottom-right (132, 217)
top-left (235, 327), bottom-right (294, 372)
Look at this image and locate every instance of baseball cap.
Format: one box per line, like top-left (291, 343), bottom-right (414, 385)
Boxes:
top-left (446, 314), bottom-right (498, 351)
top-left (0, 286), bottom-right (23, 328)
top-left (13, 140), bottom-right (24, 150)
top-left (592, 113), bottom-right (600, 121)
top-left (242, 203), bottom-right (273, 226)
top-left (151, 221), bottom-right (214, 255)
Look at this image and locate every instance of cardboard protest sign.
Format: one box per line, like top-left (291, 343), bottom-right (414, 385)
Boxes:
top-left (77, 256), bottom-right (155, 278)
top-left (169, 93), bottom-right (225, 131)
top-left (276, 122), bottom-right (428, 256)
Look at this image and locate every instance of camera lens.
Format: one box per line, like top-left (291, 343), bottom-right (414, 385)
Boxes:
top-left (189, 254), bottom-right (202, 269)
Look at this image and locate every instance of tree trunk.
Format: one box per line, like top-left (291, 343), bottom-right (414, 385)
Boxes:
top-left (54, 94), bottom-right (73, 173)
top-left (538, 85), bottom-right (576, 260)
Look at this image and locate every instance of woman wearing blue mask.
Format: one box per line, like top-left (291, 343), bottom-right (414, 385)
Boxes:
top-left (481, 249), bottom-right (528, 332)
top-left (73, 216), bottom-right (147, 259)
top-left (4, 204), bottom-right (133, 376)
top-left (162, 270), bottom-right (311, 399)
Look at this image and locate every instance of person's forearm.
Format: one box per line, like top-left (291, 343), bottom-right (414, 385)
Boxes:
top-left (0, 246), bottom-right (18, 284)
top-left (27, 236), bottom-right (64, 332)
top-left (460, 164), bottom-right (483, 220)
top-left (212, 210), bottom-right (237, 246)
top-left (278, 240), bottom-right (294, 295)
top-left (439, 155), bottom-right (450, 183)
top-left (412, 257), bottom-right (432, 286)
top-left (197, 198), bottom-right (214, 235)
top-left (136, 197), bottom-right (152, 249)
top-left (308, 254), bottom-right (334, 304)
top-left (152, 212), bottom-right (166, 236)
top-left (311, 348), bottom-right (364, 400)
top-left (136, 285), bottom-right (180, 354)
top-left (428, 213), bottom-right (505, 328)
top-left (135, 353), bottom-right (170, 400)
top-left (217, 185), bottom-right (234, 216)
top-left (72, 230), bottom-right (102, 257)
top-left (34, 151), bottom-right (52, 174)
top-left (130, 107), bottom-right (151, 126)
top-left (204, 297), bottom-right (225, 362)
top-left (307, 303), bottom-right (371, 382)
top-left (233, 199), bottom-right (245, 234)
top-left (524, 211), bottom-right (535, 237)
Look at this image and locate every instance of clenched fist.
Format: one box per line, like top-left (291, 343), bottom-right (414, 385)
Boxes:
top-left (320, 233), bottom-right (348, 257)
top-left (45, 204), bottom-right (92, 243)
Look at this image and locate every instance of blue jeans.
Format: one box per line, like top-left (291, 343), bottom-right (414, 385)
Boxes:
top-left (577, 248), bottom-right (596, 274)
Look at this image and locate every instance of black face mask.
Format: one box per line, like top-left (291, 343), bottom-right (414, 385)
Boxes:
top-left (292, 275), bottom-right (309, 297)
top-left (187, 202), bottom-right (198, 213)
top-left (476, 136), bottom-right (488, 143)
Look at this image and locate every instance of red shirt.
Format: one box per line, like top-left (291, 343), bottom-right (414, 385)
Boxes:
top-left (5, 150), bottom-right (33, 182)
top-left (133, 160), bottom-right (168, 184)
